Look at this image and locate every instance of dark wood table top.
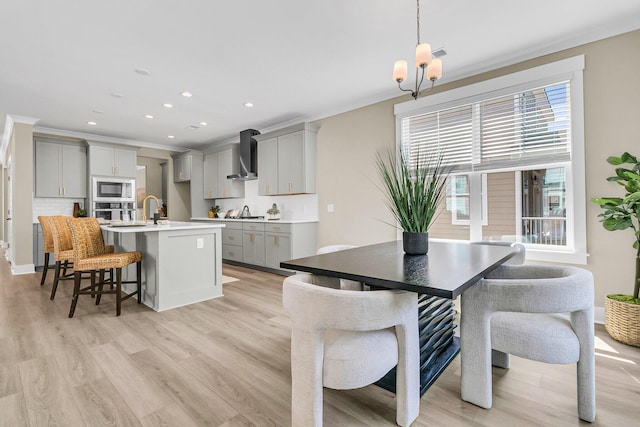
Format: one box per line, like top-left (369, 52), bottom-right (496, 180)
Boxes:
top-left (280, 240), bottom-right (517, 299)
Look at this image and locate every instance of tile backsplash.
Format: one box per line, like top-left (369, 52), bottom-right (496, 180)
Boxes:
top-left (209, 180), bottom-right (318, 221)
top-left (32, 198), bottom-right (86, 222)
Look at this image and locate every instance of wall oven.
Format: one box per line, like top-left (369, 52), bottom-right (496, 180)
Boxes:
top-left (93, 201), bottom-right (136, 221)
top-left (93, 177), bottom-right (135, 201)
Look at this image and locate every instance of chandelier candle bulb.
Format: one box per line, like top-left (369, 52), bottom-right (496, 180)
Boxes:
top-left (393, 60), bottom-right (408, 82)
top-left (415, 43), bottom-right (432, 67)
top-left (427, 58), bottom-right (442, 80)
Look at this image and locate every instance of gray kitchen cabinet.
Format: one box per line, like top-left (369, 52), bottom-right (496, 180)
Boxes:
top-left (257, 137), bottom-right (278, 196)
top-left (203, 152), bottom-right (218, 198)
top-left (173, 152), bottom-right (192, 182)
top-left (221, 221), bottom-right (243, 261)
top-left (243, 222), bottom-right (265, 266)
top-left (88, 143), bottom-right (137, 178)
top-left (265, 230), bottom-right (291, 270)
top-left (203, 147), bottom-right (244, 199)
top-left (35, 139), bottom-right (87, 198)
top-left (264, 222), bottom-right (317, 270)
top-left (255, 122), bottom-right (318, 195)
top-left (217, 148), bottom-right (244, 198)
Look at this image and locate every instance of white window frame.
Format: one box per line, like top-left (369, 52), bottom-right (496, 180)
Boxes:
top-left (449, 174), bottom-right (488, 226)
top-left (395, 55), bottom-right (587, 265)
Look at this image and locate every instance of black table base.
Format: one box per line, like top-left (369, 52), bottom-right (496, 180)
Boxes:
top-left (375, 295), bottom-right (459, 396)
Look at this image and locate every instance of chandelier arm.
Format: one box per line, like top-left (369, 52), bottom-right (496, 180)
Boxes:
top-left (397, 81), bottom-right (415, 94)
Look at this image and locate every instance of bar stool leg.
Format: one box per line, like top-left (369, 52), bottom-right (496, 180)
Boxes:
top-left (137, 261), bottom-right (142, 304)
top-left (68, 271), bottom-right (82, 318)
top-left (50, 261), bottom-right (62, 300)
top-left (41, 253), bottom-right (50, 287)
top-left (95, 271), bottom-right (103, 305)
top-left (116, 268), bottom-right (123, 316)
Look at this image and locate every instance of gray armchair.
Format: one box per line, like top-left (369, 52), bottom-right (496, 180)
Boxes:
top-left (460, 265), bottom-right (595, 422)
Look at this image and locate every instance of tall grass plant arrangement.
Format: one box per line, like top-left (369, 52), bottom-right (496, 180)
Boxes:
top-left (377, 148), bottom-right (449, 253)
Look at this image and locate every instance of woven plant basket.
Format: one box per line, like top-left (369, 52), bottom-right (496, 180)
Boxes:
top-left (604, 297), bottom-right (640, 347)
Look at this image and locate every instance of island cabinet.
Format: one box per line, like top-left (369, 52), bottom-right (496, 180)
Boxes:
top-left (243, 222), bottom-right (265, 266)
top-left (35, 139), bottom-right (87, 198)
top-left (172, 152), bottom-right (192, 182)
top-left (255, 122), bottom-right (318, 196)
top-left (88, 143), bottom-right (137, 178)
top-left (203, 147), bottom-right (244, 199)
top-left (220, 220), bottom-right (243, 261)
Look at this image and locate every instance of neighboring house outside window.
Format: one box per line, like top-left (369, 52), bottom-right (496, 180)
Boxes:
top-left (395, 56), bottom-right (587, 264)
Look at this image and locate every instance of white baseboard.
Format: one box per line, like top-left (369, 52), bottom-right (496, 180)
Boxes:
top-left (11, 263), bottom-right (35, 275)
top-left (595, 306), bottom-right (604, 324)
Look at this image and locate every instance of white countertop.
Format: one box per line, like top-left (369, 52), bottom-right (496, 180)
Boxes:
top-left (102, 221), bottom-right (225, 233)
top-left (191, 217), bottom-right (318, 224)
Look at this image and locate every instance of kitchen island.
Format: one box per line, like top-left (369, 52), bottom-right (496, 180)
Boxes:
top-left (102, 221), bottom-right (225, 311)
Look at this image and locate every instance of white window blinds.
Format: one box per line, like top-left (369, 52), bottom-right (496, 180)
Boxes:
top-left (400, 81), bottom-right (571, 172)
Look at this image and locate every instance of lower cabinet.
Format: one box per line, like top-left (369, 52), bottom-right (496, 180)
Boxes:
top-left (221, 221), bottom-right (243, 261)
top-left (217, 220), bottom-right (317, 273)
top-left (243, 223), bottom-right (265, 266)
top-left (265, 231), bottom-right (291, 269)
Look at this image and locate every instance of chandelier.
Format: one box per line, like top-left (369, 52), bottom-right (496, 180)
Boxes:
top-left (393, 0), bottom-right (443, 100)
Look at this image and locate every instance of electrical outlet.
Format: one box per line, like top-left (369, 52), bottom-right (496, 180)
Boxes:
top-left (327, 204), bottom-right (334, 213)
top-left (196, 238), bottom-right (204, 248)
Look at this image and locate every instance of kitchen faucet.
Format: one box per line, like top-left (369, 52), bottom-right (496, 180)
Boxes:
top-left (142, 195), bottom-right (160, 223)
top-left (240, 205), bottom-right (251, 218)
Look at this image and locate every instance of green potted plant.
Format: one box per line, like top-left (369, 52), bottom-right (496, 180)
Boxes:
top-left (376, 148), bottom-right (449, 255)
top-left (592, 151), bottom-right (640, 347)
top-left (267, 203), bottom-right (280, 220)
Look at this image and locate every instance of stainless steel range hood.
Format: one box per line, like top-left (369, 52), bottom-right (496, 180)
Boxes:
top-left (227, 129), bottom-right (261, 181)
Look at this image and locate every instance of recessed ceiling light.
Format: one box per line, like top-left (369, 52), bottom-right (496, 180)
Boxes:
top-left (134, 68), bottom-right (151, 76)
top-left (168, 135), bottom-right (176, 139)
top-left (87, 121), bottom-right (97, 126)
top-left (163, 103), bottom-right (173, 108)
top-left (181, 91), bottom-right (193, 97)
top-left (199, 122), bottom-right (208, 126)
top-left (243, 102), bottom-right (254, 108)
top-left (110, 92), bottom-right (124, 98)
top-left (144, 114), bottom-right (154, 119)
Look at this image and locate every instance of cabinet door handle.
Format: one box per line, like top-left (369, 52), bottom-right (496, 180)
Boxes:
top-left (62, 187), bottom-right (66, 195)
top-left (228, 236), bottom-right (234, 241)
top-left (274, 235), bottom-right (279, 246)
top-left (250, 233), bottom-right (255, 243)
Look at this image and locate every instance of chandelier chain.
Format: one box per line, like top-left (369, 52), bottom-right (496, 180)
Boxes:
top-left (416, 0), bottom-right (421, 45)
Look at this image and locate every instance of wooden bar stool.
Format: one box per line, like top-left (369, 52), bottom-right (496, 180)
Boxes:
top-left (37, 216), bottom-right (55, 287)
top-left (66, 217), bottom-right (143, 317)
top-left (47, 216), bottom-right (116, 300)
top-left (46, 216), bottom-right (76, 300)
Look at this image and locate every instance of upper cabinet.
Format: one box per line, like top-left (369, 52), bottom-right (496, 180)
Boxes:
top-left (172, 152), bottom-right (192, 182)
top-left (88, 143), bottom-right (137, 178)
top-left (203, 147), bottom-right (244, 199)
top-left (35, 138), bottom-right (87, 198)
top-left (255, 122), bottom-right (318, 196)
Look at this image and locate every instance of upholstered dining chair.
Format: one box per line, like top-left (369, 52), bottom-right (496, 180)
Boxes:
top-left (460, 265), bottom-right (596, 422)
top-left (316, 245), bottom-right (363, 290)
top-left (37, 216), bottom-right (55, 287)
top-left (66, 217), bottom-right (142, 317)
top-left (283, 273), bottom-right (419, 427)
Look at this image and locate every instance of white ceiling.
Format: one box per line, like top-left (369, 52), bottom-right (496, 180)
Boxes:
top-left (1, 0), bottom-right (639, 151)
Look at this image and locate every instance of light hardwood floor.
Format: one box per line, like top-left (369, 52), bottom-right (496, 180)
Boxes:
top-left (1, 251), bottom-right (639, 426)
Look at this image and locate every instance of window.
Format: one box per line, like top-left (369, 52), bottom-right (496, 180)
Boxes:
top-left (394, 56), bottom-right (587, 264)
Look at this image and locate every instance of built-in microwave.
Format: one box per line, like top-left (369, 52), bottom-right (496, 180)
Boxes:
top-left (93, 177), bottom-right (135, 201)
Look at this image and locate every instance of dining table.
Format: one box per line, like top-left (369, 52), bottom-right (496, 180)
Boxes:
top-left (280, 240), bottom-right (518, 396)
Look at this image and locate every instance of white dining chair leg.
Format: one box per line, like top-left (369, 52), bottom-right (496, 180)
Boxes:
top-left (290, 329), bottom-right (324, 427)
